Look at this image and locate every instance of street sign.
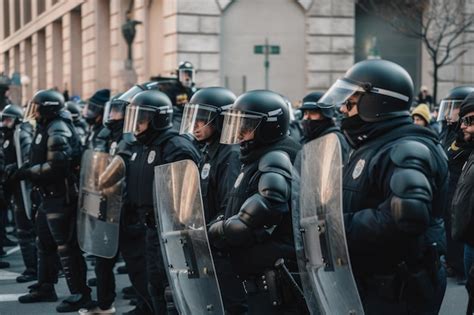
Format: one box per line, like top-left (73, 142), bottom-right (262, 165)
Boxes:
top-left (254, 45), bottom-right (280, 55)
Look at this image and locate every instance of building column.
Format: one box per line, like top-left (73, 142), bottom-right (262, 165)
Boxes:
top-left (63, 10), bottom-right (82, 98)
top-left (20, 39), bottom-right (33, 104)
top-left (32, 30), bottom-right (46, 92)
top-left (306, 0), bottom-right (355, 92)
top-left (45, 21), bottom-right (63, 90)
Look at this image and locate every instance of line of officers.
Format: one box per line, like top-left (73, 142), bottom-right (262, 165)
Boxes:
top-left (0, 58), bottom-right (471, 315)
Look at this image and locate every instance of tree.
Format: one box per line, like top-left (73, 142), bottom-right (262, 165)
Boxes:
top-left (358, 0), bottom-right (474, 106)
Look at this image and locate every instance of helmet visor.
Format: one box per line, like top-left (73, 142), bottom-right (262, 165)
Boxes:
top-left (220, 110), bottom-right (263, 144)
top-left (179, 104), bottom-right (219, 136)
top-left (437, 100), bottom-right (463, 124)
top-left (123, 105), bottom-right (156, 136)
top-left (103, 100), bottom-right (127, 125)
top-left (317, 79), bottom-right (365, 108)
top-left (119, 86), bottom-right (144, 103)
top-left (178, 69), bottom-right (195, 88)
top-left (82, 102), bottom-right (104, 120)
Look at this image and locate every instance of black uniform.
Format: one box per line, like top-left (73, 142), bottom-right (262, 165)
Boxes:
top-left (73, 119), bottom-right (88, 148)
top-left (441, 124), bottom-right (471, 278)
top-left (27, 116), bottom-right (90, 299)
top-left (92, 122), bottom-right (154, 314)
top-left (85, 123), bottom-right (105, 150)
top-left (126, 129), bottom-right (200, 313)
top-left (1, 122), bottom-right (37, 278)
top-left (343, 120), bottom-right (448, 314)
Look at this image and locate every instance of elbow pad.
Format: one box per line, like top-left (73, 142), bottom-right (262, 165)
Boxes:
top-left (390, 168), bottom-right (432, 235)
top-left (47, 134), bottom-right (71, 161)
top-left (258, 172), bottom-right (291, 203)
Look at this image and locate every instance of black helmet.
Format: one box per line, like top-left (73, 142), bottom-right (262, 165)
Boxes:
top-left (318, 59), bottom-right (414, 122)
top-left (300, 91), bottom-right (334, 119)
top-left (438, 86), bottom-right (474, 124)
top-left (177, 61), bottom-right (194, 88)
top-left (220, 89), bottom-right (289, 145)
top-left (26, 89), bottom-right (65, 122)
top-left (123, 90), bottom-right (173, 136)
top-left (1, 104), bottom-right (23, 129)
top-left (83, 89), bottom-right (110, 122)
top-left (65, 101), bottom-right (82, 122)
top-left (180, 87), bottom-right (236, 137)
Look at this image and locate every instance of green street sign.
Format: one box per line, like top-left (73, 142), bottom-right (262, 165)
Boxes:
top-left (254, 45), bottom-right (280, 55)
top-left (270, 45), bottom-right (280, 54)
top-left (254, 45), bottom-right (264, 54)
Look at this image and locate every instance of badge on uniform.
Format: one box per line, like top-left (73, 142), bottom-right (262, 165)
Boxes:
top-left (147, 150), bottom-right (156, 164)
top-left (131, 152), bottom-right (137, 161)
top-left (234, 172), bottom-right (244, 188)
top-left (35, 134), bottom-right (42, 144)
top-left (2, 140), bottom-right (9, 148)
top-left (352, 159), bottom-right (365, 179)
top-left (110, 141), bottom-right (117, 155)
top-left (201, 163), bottom-right (211, 179)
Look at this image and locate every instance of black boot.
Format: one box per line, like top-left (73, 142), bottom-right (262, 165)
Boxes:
top-left (16, 269), bottom-right (37, 283)
top-left (18, 283), bottom-right (58, 303)
top-left (56, 293), bottom-right (94, 313)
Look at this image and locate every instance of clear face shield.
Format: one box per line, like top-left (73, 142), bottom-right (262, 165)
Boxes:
top-left (103, 100), bottom-right (127, 125)
top-left (317, 79), bottom-right (366, 109)
top-left (179, 103), bottom-right (221, 137)
top-left (123, 105), bottom-right (156, 136)
top-left (178, 69), bottom-right (195, 88)
top-left (220, 110), bottom-right (264, 144)
top-left (437, 100), bottom-right (463, 124)
top-left (82, 101), bottom-right (104, 120)
top-left (0, 116), bottom-right (16, 129)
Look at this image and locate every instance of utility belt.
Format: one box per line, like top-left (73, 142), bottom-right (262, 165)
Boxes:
top-left (37, 177), bottom-right (77, 203)
top-left (242, 259), bottom-right (305, 310)
top-left (362, 243), bottom-right (441, 304)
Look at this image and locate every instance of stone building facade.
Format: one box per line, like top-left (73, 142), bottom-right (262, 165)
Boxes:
top-left (0, 0), bottom-right (473, 105)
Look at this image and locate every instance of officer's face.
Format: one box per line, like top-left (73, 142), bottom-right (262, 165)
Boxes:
top-left (193, 120), bottom-right (215, 142)
top-left (412, 115), bottom-right (427, 127)
top-left (340, 94), bottom-right (360, 117)
top-left (2, 117), bottom-right (15, 129)
top-left (303, 110), bottom-right (323, 121)
top-left (238, 129), bottom-right (254, 143)
top-left (460, 112), bottom-right (474, 142)
top-left (109, 108), bottom-right (124, 121)
top-left (136, 119), bottom-right (149, 135)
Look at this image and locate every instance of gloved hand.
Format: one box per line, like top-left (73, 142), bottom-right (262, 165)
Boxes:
top-left (207, 217), bottom-right (227, 250)
top-left (10, 162), bottom-right (31, 182)
top-left (4, 163), bottom-right (18, 184)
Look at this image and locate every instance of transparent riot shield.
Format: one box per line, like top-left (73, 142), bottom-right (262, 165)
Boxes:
top-left (154, 160), bottom-right (224, 315)
top-left (77, 149), bottom-right (125, 258)
top-left (13, 124), bottom-right (32, 220)
top-left (293, 133), bottom-right (364, 315)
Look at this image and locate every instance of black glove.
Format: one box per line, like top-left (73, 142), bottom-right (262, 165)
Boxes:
top-left (207, 218), bottom-right (227, 250)
top-left (11, 162), bottom-right (31, 182)
top-left (4, 163), bottom-right (18, 183)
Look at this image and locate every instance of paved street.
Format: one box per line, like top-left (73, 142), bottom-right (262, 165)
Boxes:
top-left (0, 240), bottom-right (470, 315)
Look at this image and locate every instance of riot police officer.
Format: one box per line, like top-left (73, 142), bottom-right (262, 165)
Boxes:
top-left (320, 59), bottom-right (448, 314)
top-left (80, 91), bottom-right (154, 315)
top-left (179, 87), bottom-right (247, 314)
top-left (15, 90), bottom-right (92, 312)
top-left (83, 89), bottom-right (110, 149)
top-left (438, 86), bottom-right (474, 283)
top-left (123, 90), bottom-right (200, 314)
top-left (66, 101), bottom-right (88, 147)
top-left (208, 90), bottom-right (302, 314)
top-left (170, 61), bottom-right (196, 129)
top-left (299, 91), bottom-right (350, 162)
top-left (1, 104), bottom-right (37, 282)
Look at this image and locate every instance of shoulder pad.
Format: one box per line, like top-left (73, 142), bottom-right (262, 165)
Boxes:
top-left (258, 150), bottom-right (292, 179)
top-left (47, 120), bottom-right (72, 138)
top-left (20, 122), bottom-right (34, 134)
top-left (390, 140), bottom-right (432, 174)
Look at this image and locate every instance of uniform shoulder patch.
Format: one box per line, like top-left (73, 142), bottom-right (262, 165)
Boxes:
top-left (352, 159), bottom-right (365, 179)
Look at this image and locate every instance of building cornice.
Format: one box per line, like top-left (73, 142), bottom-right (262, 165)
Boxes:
top-left (0, 0), bottom-right (84, 54)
